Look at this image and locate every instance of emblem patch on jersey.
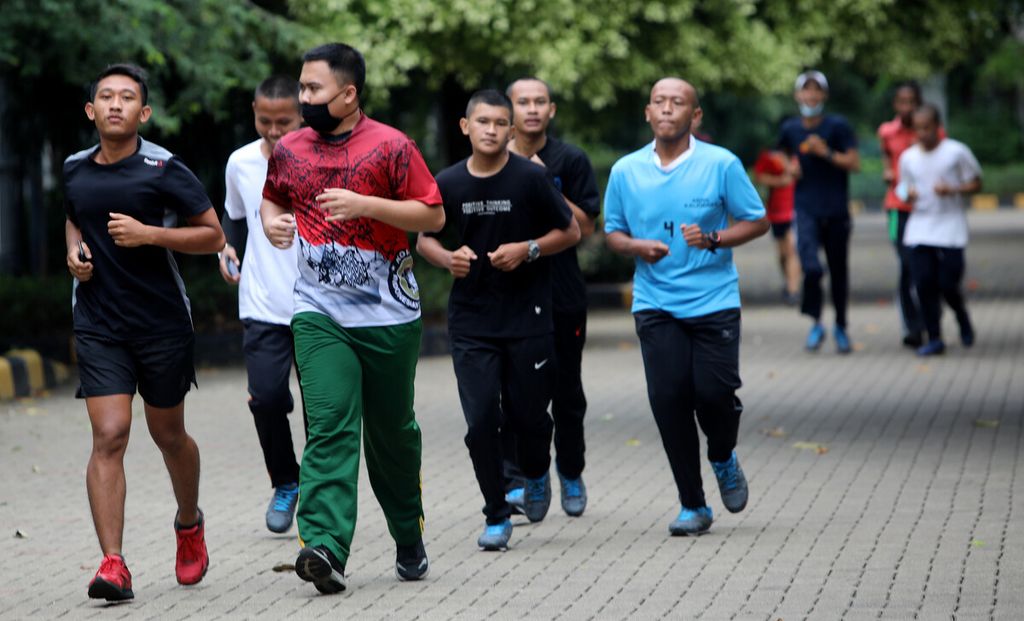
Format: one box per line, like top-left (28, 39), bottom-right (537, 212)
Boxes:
top-left (388, 248), bottom-right (420, 311)
top-left (143, 157), bottom-right (165, 168)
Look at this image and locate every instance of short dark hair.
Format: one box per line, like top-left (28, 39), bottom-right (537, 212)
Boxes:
top-left (255, 75), bottom-right (299, 103)
top-left (915, 102), bottom-right (942, 125)
top-left (465, 89), bottom-right (513, 119)
top-left (505, 77), bottom-right (553, 100)
top-left (894, 80), bottom-right (922, 105)
top-left (90, 63), bottom-right (148, 104)
top-left (302, 43), bottom-right (366, 96)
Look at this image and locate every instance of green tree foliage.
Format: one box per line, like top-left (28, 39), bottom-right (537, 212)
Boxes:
top-left (292, 0), bottom-right (1000, 107)
top-left (0, 0), bottom-right (309, 134)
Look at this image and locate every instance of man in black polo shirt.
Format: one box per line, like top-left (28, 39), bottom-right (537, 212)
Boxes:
top-left (503, 77), bottom-right (600, 517)
top-left (417, 89), bottom-right (580, 550)
top-left (64, 63), bottom-right (224, 601)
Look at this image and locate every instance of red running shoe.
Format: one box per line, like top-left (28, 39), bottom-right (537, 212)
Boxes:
top-left (88, 553), bottom-right (134, 601)
top-left (174, 510), bottom-right (209, 585)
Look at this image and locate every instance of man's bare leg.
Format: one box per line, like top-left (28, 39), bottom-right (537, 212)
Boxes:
top-left (85, 394), bottom-right (134, 555)
top-left (145, 401), bottom-right (200, 525)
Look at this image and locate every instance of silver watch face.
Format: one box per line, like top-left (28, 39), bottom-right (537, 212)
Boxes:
top-left (528, 240), bottom-right (540, 261)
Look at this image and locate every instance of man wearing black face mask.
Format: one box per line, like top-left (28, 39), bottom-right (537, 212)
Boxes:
top-left (777, 70), bottom-right (860, 354)
top-left (260, 43), bottom-right (445, 594)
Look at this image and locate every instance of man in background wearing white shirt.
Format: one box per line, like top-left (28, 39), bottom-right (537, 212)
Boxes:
top-left (218, 76), bottom-right (304, 531)
top-left (899, 103), bottom-right (982, 357)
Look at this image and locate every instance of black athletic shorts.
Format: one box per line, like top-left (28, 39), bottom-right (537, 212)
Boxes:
top-left (770, 221), bottom-right (792, 240)
top-left (75, 332), bottom-right (197, 408)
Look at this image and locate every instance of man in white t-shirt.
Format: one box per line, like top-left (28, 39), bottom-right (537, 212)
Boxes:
top-left (898, 103), bottom-right (982, 357)
top-left (218, 75), bottom-right (303, 531)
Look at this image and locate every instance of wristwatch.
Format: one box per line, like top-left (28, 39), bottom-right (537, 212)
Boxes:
top-left (526, 239), bottom-right (541, 262)
top-left (704, 231), bottom-right (721, 254)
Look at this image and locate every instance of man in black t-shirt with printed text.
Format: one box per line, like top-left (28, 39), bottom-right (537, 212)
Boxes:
top-left (503, 77), bottom-right (600, 517)
top-left (64, 64), bottom-right (224, 601)
top-left (417, 89), bottom-right (580, 551)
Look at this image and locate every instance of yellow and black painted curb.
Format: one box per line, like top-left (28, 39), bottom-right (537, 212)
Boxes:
top-left (0, 349), bottom-right (70, 400)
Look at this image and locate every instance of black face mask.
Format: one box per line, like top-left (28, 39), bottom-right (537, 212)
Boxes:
top-left (301, 90), bottom-right (357, 135)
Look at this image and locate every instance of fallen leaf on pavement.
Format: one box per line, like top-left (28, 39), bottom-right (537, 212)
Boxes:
top-left (974, 419), bottom-right (999, 428)
top-left (14, 529), bottom-right (28, 538)
top-left (971, 539), bottom-right (985, 548)
top-left (272, 563), bottom-right (295, 572)
top-left (793, 441), bottom-right (828, 454)
top-left (626, 439), bottom-right (641, 446)
top-left (760, 427), bottom-right (786, 438)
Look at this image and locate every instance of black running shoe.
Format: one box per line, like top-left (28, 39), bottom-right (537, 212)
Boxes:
top-left (395, 539), bottom-right (429, 581)
top-left (295, 545), bottom-right (347, 594)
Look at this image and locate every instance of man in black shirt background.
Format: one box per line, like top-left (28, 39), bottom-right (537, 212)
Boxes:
top-left (64, 64), bottom-right (224, 601)
top-left (417, 89), bottom-right (580, 550)
top-left (504, 78), bottom-right (600, 517)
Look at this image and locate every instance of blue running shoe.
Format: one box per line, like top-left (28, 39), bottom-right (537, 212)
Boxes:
top-left (917, 340), bottom-right (945, 357)
top-left (524, 473), bottom-right (552, 523)
top-left (834, 325), bottom-right (852, 354)
top-left (805, 323), bottom-right (826, 351)
top-left (505, 487), bottom-right (525, 515)
top-left (558, 471), bottom-right (587, 517)
top-left (478, 519), bottom-right (512, 551)
top-left (266, 482), bottom-right (299, 533)
top-left (669, 506), bottom-right (713, 536)
top-left (710, 452), bottom-right (749, 513)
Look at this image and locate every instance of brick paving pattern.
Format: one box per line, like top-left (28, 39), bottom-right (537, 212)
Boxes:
top-left (1, 211), bottom-right (1021, 620)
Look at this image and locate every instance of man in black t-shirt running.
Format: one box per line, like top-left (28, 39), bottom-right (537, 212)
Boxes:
top-left (64, 64), bottom-right (224, 601)
top-left (503, 77), bottom-right (600, 517)
top-left (417, 89), bottom-right (580, 550)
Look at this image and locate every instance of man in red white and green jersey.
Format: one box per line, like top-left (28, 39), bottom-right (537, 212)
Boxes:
top-left (261, 43), bottom-right (444, 593)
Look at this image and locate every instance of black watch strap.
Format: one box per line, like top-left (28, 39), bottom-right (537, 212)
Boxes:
top-left (705, 231), bottom-right (721, 253)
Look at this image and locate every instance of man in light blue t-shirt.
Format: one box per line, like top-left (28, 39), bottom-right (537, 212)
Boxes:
top-left (604, 77), bottom-right (768, 536)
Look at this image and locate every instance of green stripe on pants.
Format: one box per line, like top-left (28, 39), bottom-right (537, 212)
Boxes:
top-left (292, 312), bottom-right (424, 566)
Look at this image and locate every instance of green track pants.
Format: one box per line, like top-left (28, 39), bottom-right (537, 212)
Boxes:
top-left (291, 312), bottom-right (424, 566)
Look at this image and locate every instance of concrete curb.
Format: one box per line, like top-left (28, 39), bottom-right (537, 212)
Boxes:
top-left (0, 349), bottom-right (70, 400)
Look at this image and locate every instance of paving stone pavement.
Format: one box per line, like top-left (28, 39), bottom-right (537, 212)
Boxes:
top-left (1, 211), bottom-right (1022, 620)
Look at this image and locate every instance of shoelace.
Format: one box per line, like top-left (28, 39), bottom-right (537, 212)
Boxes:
top-left (177, 526), bottom-right (204, 562)
top-left (562, 478), bottom-right (582, 498)
top-left (526, 477), bottom-right (547, 502)
top-left (272, 486), bottom-right (298, 512)
top-left (99, 556), bottom-right (128, 583)
top-left (713, 459), bottom-right (739, 491)
top-left (678, 506), bottom-right (709, 520)
top-left (485, 523), bottom-right (508, 536)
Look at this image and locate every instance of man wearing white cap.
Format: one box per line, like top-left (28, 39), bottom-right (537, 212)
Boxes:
top-left (777, 70), bottom-right (860, 353)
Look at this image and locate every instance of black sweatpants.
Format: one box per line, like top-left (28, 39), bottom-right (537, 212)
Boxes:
top-left (502, 309), bottom-right (588, 487)
top-left (908, 245), bottom-right (971, 343)
top-left (451, 332), bottom-right (554, 524)
top-left (634, 308), bottom-right (744, 510)
top-left (889, 210), bottom-right (924, 339)
top-left (243, 319), bottom-right (302, 488)
top-left (796, 210), bottom-right (851, 327)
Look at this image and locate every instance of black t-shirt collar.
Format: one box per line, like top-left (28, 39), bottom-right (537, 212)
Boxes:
top-left (88, 136), bottom-right (142, 169)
